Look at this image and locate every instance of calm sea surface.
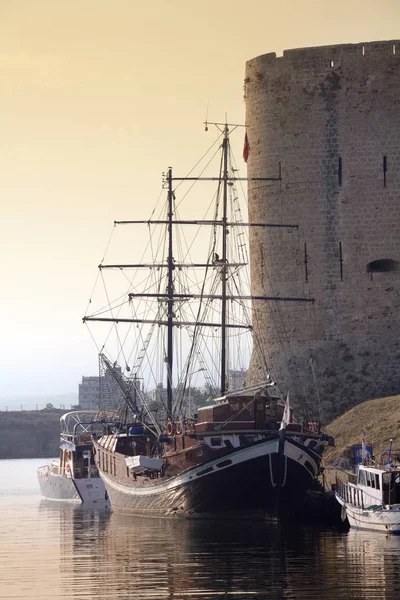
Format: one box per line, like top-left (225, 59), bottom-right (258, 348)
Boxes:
top-left (1, 458), bottom-right (400, 599)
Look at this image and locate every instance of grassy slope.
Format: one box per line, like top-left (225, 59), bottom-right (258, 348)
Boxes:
top-left (324, 394), bottom-right (400, 463)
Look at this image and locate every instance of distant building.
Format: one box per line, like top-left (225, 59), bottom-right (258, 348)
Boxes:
top-left (229, 369), bottom-right (248, 391)
top-left (79, 368), bottom-right (142, 412)
top-left (78, 376), bottom-right (101, 410)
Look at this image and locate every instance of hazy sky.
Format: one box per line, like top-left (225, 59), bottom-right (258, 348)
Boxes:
top-left (1, 0), bottom-right (399, 405)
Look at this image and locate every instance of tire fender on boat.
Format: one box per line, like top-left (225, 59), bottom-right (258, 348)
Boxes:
top-left (341, 504), bottom-right (347, 522)
top-left (166, 421), bottom-right (175, 436)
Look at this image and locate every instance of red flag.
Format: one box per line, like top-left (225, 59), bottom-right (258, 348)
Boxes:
top-left (243, 131), bottom-right (250, 163)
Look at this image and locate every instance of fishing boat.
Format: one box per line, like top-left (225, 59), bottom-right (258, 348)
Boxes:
top-left (37, 410), bottom-right (111, 503)
top-left (335, 462), bottom-right (400, 534)
top-left (84, 122), bottom-right (334, 517)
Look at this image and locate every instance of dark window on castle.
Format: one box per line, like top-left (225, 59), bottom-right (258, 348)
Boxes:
top-left (338, 157), bottom-right (342, 185)
top-left (383, 156), bottom-right (387, 187)
top-left (304, 243), bottom-right (308, 282)
top-left (366, 259), bottom-right (399, 273)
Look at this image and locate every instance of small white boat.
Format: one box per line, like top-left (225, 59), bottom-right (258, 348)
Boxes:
top-left (37, 410), bottom-right (114, 503)
top-left (335, 463), bottom-right (400, 534)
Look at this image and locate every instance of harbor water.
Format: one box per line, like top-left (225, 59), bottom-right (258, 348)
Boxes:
top-left (1, 459), bottom-right (400, 599)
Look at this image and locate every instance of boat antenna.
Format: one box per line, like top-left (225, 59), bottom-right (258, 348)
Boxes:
top-left (204, 100), bottom-right (209, 131)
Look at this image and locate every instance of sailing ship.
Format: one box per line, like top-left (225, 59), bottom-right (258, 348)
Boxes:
top-left (37, 410), bottom-right (110, 503)
top-left (83, 122), bottom-right (333, 516)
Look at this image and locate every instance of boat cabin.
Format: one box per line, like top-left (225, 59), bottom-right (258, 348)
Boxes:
top-left (195, 393), bottom-right (286, 433)
top-left (340, 464), bottom-right (400, 509)
top-left (55, 410), bottom-right (105, 479)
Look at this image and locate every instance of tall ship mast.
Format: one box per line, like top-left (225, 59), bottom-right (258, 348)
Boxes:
top-left (83, 123), bottom-right (333, 517)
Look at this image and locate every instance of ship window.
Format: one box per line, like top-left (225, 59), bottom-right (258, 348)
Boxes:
top-left (358, 470), bottom-right (367, 485)
top-left (367, 259), bottom-right (399, 273)
top-left (210, 437), bottom-right (222, 447)
top-left (366, 472), bottom-right (371, 486)
top-left (375, 474), bottom-right (380, 490)
top-left (105, 453), bottom-right (109, 473)
top-left (196, 467), bottom-right (214, 477)
top-left (216, 459), bottom-right (232, 469)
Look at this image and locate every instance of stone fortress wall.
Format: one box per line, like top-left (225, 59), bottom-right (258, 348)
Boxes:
top-left (244, 41), bottom-right (400, 421)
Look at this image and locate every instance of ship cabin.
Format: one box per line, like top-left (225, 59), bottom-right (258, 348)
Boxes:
top-left (54, 410), bottom-right (101, 480)
top-left (339, 464), bottom-right (400, 509)
top-left (194, 393), bottom-right (285, 434)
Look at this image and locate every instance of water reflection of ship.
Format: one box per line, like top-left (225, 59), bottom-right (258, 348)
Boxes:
top-left (39, 499), bottom-right (400, 598)
top-left (39, 500), bottom-right (110, 599)
top-left (97, 514), bottom-right (293, 598)
top-left (81, 515), bottom-right (352, 599)
top-left (338, 530), bottom-right (400, 599)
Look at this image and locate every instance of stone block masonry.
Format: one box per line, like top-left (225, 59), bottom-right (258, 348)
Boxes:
top-left (244, 41), bottom-right (400, 421)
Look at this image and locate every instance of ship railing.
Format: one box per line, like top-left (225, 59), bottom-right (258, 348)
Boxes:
top-left (336, 478), bottom-right (368, 509)
top-left (37, 462), bottom-right (60, 477)
top-left (37, 465), bottom-right (50, 478)
top-left (60, 432), bottom-right (93, 445)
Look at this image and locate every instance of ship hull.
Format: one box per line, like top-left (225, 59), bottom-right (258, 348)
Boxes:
top-left (335, 494), bottom-right (400, 534)
top-left (37, 469), bottom-right (81, 502)
top-left (37, 468), bottom-right (107, 503)
top-left (97, 436), bottom-right (320, 517)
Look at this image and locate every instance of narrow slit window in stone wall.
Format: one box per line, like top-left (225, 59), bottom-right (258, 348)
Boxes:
top-left (383, 155), bottom-right (387, 187)
top-left (339, 242), bottom-right (343, 281)
top-left (304, 243), bottom-right (308, 282)
top-left (393, 44), bottom-right (396, 55)
top-left (338, 157), bottom-right (342, 186)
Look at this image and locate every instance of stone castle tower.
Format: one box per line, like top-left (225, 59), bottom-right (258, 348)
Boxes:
top-left (244, 41), bottom-right (400, 420)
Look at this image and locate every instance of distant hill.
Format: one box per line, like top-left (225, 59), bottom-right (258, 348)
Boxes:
top-left (0, 409), bottom-right (66, 459)
top-left (324, 394), bottom-right (400, 463)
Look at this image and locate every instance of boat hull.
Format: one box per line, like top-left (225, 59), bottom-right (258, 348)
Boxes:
top-left (98, 436), bottom-right (320, 517)
top-left (37, 467), bottom-right (107, 503)
top-left (37, 468), bottom-right (81, 502)
top-left (335, 494), bottom-right (400, 534)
